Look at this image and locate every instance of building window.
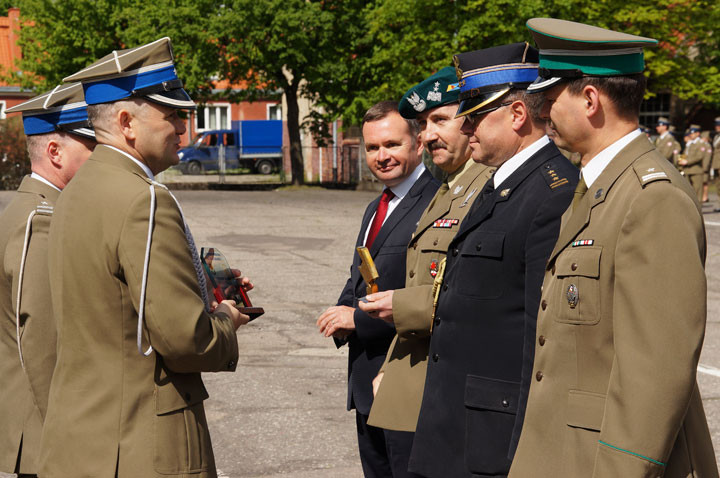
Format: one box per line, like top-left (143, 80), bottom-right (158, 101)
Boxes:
top-left (267, 103), bottom-right (282, 120)
top-left (196, 104), bottom-right (231, 131)
top-left (0, 101), bottom-right (6, 120)
top-left (639, 93), bottom-right (671, 130)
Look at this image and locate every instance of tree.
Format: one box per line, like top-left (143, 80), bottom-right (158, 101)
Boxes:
top-left (214, 0), bottom-right (368, 185)
top-left (0, 116), bottom-right (29, 190)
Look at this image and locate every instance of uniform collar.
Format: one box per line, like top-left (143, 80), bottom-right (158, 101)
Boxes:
top-left (494, 135), bottom-right (550, 188)
top-left (581, 129), bottom-right (642, 188)
top-left (30, 172), bottom-right (62, 192)
top-left (103, 144), bottom-right (155, 180)
top-left (447, 158), bottom-right (473, 190)
top-left (659, 131), bottom-right (670, 139)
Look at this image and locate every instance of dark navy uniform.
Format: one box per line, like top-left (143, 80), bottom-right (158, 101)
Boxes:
top-left (409, 143), bottom-right (576, 478)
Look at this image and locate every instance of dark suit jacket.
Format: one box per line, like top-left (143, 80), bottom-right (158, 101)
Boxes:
top-left (409, 142), bottom-right (577, 478)
top-left (336, 168), bottom-right (439, 415)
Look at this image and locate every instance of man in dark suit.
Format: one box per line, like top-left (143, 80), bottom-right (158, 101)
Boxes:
top-left (407, 43), bottom-right (577, 478)
top-left (317, 100), bottom-right (439, 478)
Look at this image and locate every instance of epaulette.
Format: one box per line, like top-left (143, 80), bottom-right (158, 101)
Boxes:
top-left (35, 200), bottom-right (54, 216)
top-left (633, 158), bottom-right (670, 187)
top-left (541, 162), bottom-right (571, 190)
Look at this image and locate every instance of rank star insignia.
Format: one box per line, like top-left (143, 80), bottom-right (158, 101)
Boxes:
top-left (647, 168), bottom-right (656, 172)
top-left (429, 260), bottom-right (439, 278)
top-left (432, 218), bottom-right (459, 228)
top-left (427, 81), bottom-right (442, 102)
top-left (566, 283), bottom-right (579, 308)
top-left (500, 188), bottom-right (510, 197)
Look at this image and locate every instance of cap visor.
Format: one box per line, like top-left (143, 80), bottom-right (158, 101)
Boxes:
top-left (455, 88), bottom-right (510, 118)
top-left (144, 88), bottom-right (196, 109)
top-left (526, 76), bottom-right (564, 93)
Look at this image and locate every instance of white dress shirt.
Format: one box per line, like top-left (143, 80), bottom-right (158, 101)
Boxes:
top-left (581, 129), bottom-right (642, 188)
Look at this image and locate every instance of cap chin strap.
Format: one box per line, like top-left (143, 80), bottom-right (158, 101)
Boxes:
top-left (137, 181), bottom-right (211, 356)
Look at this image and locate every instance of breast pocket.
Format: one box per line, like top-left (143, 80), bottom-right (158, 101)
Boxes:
top-left (553, 246), bottom-right (602, 325)
top-left (455, 232), bottom-right (505, 299)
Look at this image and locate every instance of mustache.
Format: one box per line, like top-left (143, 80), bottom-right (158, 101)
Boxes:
top-left (426, 140), bottom-right (448, 151)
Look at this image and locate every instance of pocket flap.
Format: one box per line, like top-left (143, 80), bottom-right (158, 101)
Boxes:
top-left (461, 231), bottom-right (505, 259)
top-left (155, 373), bottom-right (209, 415)
top-left (566, 389), bottom-right (605, 431)
top-left (556, 247), bottom-right (602, 278)
top-left (464, 375), bottom-right (520, 413)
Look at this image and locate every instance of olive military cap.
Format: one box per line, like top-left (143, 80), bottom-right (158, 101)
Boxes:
top-left (453, 42), bottom-right (539, 118)
top-left (64, 37), bottom-right (195, 109)
top-left (525, 18), bottom-right (657, 93)
top-left (6, 82), bottom-right (94, 138)
top-left (399, 67), bottom-right (461, 119)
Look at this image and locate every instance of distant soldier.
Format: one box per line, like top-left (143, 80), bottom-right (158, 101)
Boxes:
top-left (679, 124), bottom-right (705, 202)
top-left (701, 130), bottom-right (713, 202)
top-left (0, 84), bottom-right (95, 478)
top-left (713, 117), bottom-right (720, 212)
top-left (654, 116), bottom-right (680, 165)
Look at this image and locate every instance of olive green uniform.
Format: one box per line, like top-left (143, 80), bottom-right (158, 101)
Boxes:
top-left (0, 176), bottom-right (58, 476)
top-left (682, 138), bottom-right (705, 202)
top-left (510, 136), bottom-right (717, 477)
top-left (653, 132), bottom-right (680, 165)
top-left (367, 160), bottom-right (494, 431)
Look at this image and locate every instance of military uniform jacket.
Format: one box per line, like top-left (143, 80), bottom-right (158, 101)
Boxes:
top-left (0, 176), bottom-right (58, 474)
top-left (367, 161), bottom-right (494, 432)
top-left (682, 139), bottom-right (704, 176)
top-left (713, 134), bottom-right (720, 170)
top-left (39, 145), bottom-right (239, 478)
top-left (409, 142), bottom-right (577, 478)
top-left (509, 135), bottom-right (718, 478)
top-left (654, 133), bottom-right (679, 165)
top-left (335, 169), bottom-right (439, 415)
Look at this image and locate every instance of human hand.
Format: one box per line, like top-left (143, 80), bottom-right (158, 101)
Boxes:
top-left (316, 305), bottom-right (356, 338)
top-left (679, 159), bottom-right (688, 166)
top-left (357, 290), bottom-right (394, 323)
top-left (372, 372), bottom-right (384, 397)
top-left (215, 300), bottom-right (250, 329)
top-left (231, 268), bottom-right (254, 292)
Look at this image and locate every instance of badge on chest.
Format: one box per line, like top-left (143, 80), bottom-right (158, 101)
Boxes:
top-left (433, 218), bottom-right (459, 228)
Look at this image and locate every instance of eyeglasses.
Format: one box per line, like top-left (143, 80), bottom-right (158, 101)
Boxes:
top-left (466, 102), bottom-right (513, 125)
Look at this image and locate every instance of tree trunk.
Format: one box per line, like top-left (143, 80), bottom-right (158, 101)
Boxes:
top-left (284, 84), bottom-right (304, 185)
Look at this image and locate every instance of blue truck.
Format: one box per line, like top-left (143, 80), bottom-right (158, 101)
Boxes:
top-left (177, 120), bottom-right (283, 175)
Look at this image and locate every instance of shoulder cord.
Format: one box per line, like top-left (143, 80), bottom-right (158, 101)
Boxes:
top-left (137, 181), bottom-right (211, 356)
top-left (15, 210), bottom-right (36, 369)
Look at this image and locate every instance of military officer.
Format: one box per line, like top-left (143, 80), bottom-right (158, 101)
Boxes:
top-left (510, 19), bottom-right (717, 477)
top-left (38, 38), bottom-right (249, 478)
top-left (0, 84), bottom-right (95, 478)
top-left (654, 117), bottom-right (680, 165)
top-left (701, 130), bottom-right (712, 202)
top-left (713, 117), bottom-right (720, 212)
top-left (406, 43), bottom-right (577, 478)
top-left (679, 124), bottom-right (705, 202)
top-left (359, 68), bottom-right (494, 437)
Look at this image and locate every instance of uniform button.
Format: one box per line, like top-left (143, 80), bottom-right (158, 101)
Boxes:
top-left (502, 399), bottom-right (510, 408)
top-left (541, 300), bottom-right (547, 310)
top-left (432, 353), bottom-right (439, 362)
top-left (185, 392), bottom-right (192, 401)
top-left (476, 242), bottom-right (483, 251)
top-left (551, 265), bottom-right (556, 275)
top-left (413, 243), bottom-right (418, 250)
top-left (538, 336), bottom-right (546, 346)
top-left (434, 317), bottom-right (441, 327)
top-left (536, 371), bottom-right (544, 382)
top-left (442, 284), bottom-right (448, 292)
top-left (228, 360), bottom-right (236, 368)
top-left (452, 248), bottom-right (459, 256)
top-left (571, 263), bottom-right (578, 271)
top-left (409, 270), bottom-right (415, 278)
top-left (433, 239), bottom-right (439, 246)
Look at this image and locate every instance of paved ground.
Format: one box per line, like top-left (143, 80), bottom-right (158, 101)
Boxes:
top-left (1, 187), bottom-right (719, 477)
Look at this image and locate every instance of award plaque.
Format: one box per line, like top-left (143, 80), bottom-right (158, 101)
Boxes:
top-left (200, 247), bottom-right (264, 320)
top-left (356, 246), bottom-right (379, 295)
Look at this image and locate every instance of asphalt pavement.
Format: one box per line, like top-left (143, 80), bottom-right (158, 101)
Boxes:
top-left (0, 187), bottom-right (718, 477)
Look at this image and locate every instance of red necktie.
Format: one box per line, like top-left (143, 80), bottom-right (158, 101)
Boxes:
top-left (365, 188), bottom-right (395, 248)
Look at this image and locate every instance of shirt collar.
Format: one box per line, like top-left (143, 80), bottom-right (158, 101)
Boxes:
top-left (30, 172), bottom-right (62, 192)
top-left (386, 162), bottom-right (426, 200)
top-left (581, 129), bottom-right (642, 188)
top-left (104, 144), bottom-right (155, 180)
top-left (494, 135), bottom-right (550, 188)
top-left (659, 131), bottom-right (670, 139)
top-left (447, 158), bottom-right (473, 189)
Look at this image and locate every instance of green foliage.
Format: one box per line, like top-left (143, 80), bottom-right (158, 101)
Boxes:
top-left (0, 116), bottom-right (29, 190)
top-left (12, 0), bottom-right (222, 98)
